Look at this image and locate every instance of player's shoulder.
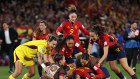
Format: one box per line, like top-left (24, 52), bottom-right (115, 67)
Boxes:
top-left (75, 21), bottom-right (82, 24)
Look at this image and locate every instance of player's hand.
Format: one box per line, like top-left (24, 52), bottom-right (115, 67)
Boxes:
top-left (57, 32), bottom-right (63, 36)
top-left (44, 67), bottom-right (49, 72)
top-left (129, 32), bottom-right (135, 38)
top-left (97, 62), bottom-right (101, 67)
top-left (14, 40), bottom-right (18, 43)
top-left (91, 73), bottom-right (96, 79)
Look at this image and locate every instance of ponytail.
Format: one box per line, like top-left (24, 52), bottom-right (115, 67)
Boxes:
top-left (68, 4), bottom-right (77, 16)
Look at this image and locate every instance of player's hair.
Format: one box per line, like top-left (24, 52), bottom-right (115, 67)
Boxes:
top-left (35, 20), bottom-right (47, 38)
top-left (68, 4), bottom-right (77, 16)
top-left (53, 53), bottom-right (63, 63)
top-left (47, 34), bottom-right (57, 42)
top-left (55, 35), bottom-right (74, 53)
top-left (90, 25), bottom-right (107, 36)
top-left (63, 66), bottom-right (70, 71)
top-left (81, 52), bottom-right (89, 61)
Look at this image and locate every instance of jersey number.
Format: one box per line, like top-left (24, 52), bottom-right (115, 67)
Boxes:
top-left (70, 29), bottom-right (74, 34)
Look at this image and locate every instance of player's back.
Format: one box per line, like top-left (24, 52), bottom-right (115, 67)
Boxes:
top-left (22, 40), bottom-right (47, 46)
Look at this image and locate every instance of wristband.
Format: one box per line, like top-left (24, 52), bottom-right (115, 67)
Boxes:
top-left (41, 63), bottom-right (46, 68)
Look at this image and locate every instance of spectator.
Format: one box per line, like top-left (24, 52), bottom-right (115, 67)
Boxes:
top-left (0, 22), bottom-right (18, 73)
top-left (123, 22), bottom-right (140, 72)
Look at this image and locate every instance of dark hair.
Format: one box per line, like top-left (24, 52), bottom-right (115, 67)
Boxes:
top-left (63, 66), bottom-right (70, 71)
top-left (90, 25), bottom-right (107, 36)
top-left (53, 53), bottom-right (63, 63)
top-left (40, 20), bottom-right (47, 26)
top-left (35, 20), bottom-right (47, 38)
top-left (47, 34), bottom-right (57, 42)
top-left (81, 53), bottom-right (89, 61)
top-left (55, 35), bottom-right (74, 53)
top-left (68, 4), bottom-right (77, 16)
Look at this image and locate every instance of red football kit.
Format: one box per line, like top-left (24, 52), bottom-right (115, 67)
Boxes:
top-left (56, 20), bottom-right (89, 43)
top-left (32, 30), bottom-right (50, 40)
top-left (51, 42), bottom-right (85, 58)
top-left (73, 67), bottom-right (93, 79)
top-left (89, 34), bottom-right (122, 49)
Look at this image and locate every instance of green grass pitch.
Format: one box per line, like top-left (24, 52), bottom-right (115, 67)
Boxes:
top-left (0, 63), bottom-right (140, 79)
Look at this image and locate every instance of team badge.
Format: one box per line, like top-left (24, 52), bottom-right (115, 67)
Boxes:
top-left (104, 41), bottom-right (107, 46)
top-left (60, 24), bottom-right (63, 27)
top-left (93, 66), bottom-right (98, 70)
top-left (62, 48), bottom-right (65, 52)
top-left (67, 26), bottom-right (70, 28)
top-left (75, 43), bottom-right (80, 47)
top-left (82, 25), bottom-right (85, 28)
top-left (42, 48), bottom-right (44, 52)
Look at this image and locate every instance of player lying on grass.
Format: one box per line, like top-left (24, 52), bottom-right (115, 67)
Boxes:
top-left (40, 53), bottom-right (71, 79)
top-left (89, 25), bottom-right (138, 79)
top-left (76, 53), bottom-right (110, 79)
top-left (8, 35), bottom-right (57, 79)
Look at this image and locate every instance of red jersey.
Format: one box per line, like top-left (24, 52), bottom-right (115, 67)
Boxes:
top-left (32, 30), bottom-right (50, 40)
top-left (73, 67), bottom-right (93, 79)
top-left (89, 34), bottom-right (122, 49)
top-left (56, 20), bottom-right (89, 43)
top-left (73, 64), bottom-right (105, 79)
top-left (51, 42), bottom-right (85, 58)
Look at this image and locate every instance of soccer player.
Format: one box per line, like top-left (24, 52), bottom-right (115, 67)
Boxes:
top-left (72, 67), bottom-right (94, 79)
top-left (32, 20), bottom-right (51, 77)
top-left (76, 53), bottom-right (110, 79)
top-left (32, 20), bottom-right (50, 40)
top-left (89, 25), bottom-right (137, 79)
top-left (8, 35), bottom-right (57, 79)
top-left (51, 35), bottom-right (85, 67)
top-left (40, 53), bottom-right (70, 79)
top-left (56, 4), bottom-right (90, 50)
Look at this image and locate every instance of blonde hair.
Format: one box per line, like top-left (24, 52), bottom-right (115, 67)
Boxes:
top-left (68, 4), bottom-right (77, 12)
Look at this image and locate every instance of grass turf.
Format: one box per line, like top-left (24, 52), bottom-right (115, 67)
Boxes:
top-left (0, 63), bottom-right (140, 79)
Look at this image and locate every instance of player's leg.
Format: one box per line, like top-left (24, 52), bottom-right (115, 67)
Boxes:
top-left (100, 66), bottom-right (110, 79)
top-left (37, 65), bottom-right (42, 77)
top-left (109, 60), bottom-right (125, 79)
top-left (119, 58), bottom-right (138, 79)
top-left (132, 48), bottom-right (139, 72)
top-left (125, 48), bottom-right (133, 67)
top-left (8, 60), bottom-right (23, 79)
top-left (22, 65), bottom-right (35, 79)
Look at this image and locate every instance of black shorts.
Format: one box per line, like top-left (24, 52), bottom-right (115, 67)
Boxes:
top-left (107, 45), bottom-right (126, 61)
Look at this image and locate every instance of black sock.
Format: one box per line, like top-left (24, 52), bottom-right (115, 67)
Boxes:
top-left (131, 74), bottom-right (137, 79)
top-left (116, 72), bottom-right (124, 79)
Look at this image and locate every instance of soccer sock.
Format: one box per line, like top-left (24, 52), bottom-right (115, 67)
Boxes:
top-left (22, 73), bottom-right (31, 79)
top-left (116, 72), bottom-right (124, 79)
top-left (38, 65), bottom-right (42, 77)
top-left (8, 75), bottom-right (15, 79)
top-left (131, 74), bottom-right (138, 79)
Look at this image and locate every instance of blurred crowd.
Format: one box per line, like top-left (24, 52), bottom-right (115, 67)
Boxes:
top-left (0, 0), bottom-right (140, 63)
top-left (0, 0), bottom-right (140, 35)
